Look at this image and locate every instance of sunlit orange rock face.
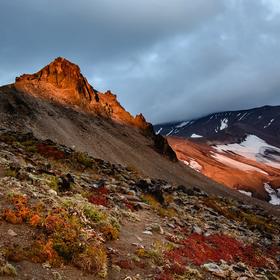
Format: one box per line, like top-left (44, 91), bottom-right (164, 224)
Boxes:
top-left (167, 136), bottom-right (280, 200)
top-left (15, 57), bottom-right (151, 132)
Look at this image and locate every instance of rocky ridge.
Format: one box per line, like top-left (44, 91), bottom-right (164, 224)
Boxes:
top-left (1, 57), bottom-right (177, 162)
top-left (15, 57), bottom-right (153, 134)
top-left (154, 105), bottom-right (280, 148)
top-left (0, 130), bottom-right (279, 279)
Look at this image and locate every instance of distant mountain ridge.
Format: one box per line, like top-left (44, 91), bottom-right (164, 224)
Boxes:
top-left (155, 105), bottom-right (280, 204)
top-left (154, 105), bottom-right (280, 147)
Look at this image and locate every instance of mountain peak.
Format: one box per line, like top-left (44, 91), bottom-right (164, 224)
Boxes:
top-left (41, 57), bottom-right (83, 83)
top-left (17, 57), bottom-right (82, 80)
top-left (13, 57), bottom-right (155, 133)
top-left (15, 57), bottom-right (98, 104)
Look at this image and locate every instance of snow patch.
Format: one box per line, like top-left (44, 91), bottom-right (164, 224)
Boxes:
top-left (264, 119), bottom-right (274, 128)
top-left (214, 135), bottom-right (280, 168)
top-left (264, 183), bottom-right (280, 205)
top-left (238, 190), bottom-right (252, 197)
top-left (190, 133), bottom-right (203, 138)
top-left (176, 121), bottom-right (189, 128)
top-left (238, 113), bottom-right (247, 121)
top-left (211, 153), bottom-right (268, 174)
top-left (182, 159), bottom-right (202, 172)
top-left (155, 128), bottom-right (162, 135)
top-left (166, 129), bottom-right (174, 136)
top-left (220, 118), bottom-right (228, 130)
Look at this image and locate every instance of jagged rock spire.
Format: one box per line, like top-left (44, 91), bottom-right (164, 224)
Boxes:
top-left (14, 57), bottom-right (152, 131)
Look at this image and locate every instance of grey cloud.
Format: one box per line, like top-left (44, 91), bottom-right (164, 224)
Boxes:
top-left (1, 0), bottom-right (280, 123)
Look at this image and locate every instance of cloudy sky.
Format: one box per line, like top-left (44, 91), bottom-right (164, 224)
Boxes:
top-left (1, 0), bottom-right (280, 123)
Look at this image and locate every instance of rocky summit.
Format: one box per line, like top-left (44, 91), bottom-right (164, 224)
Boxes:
top-left (15, 57), bottom-right (150, 131)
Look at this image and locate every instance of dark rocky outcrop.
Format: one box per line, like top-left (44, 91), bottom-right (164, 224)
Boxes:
top-left (153, 134), bottom-right (178, 162)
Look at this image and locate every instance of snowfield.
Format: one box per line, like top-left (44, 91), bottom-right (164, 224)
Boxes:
top-left (176, 121), bottom-right (189, 128)
top-left (166, 129), bottom-right (174, 136)
top-left (220, 118), bottom-right (228, 130)
top-left (182, 159), bottom-right (202, 172)
top-left (214, 135), bottom-right (280, 168)
top-left (264, 183), bottom-right (280, 205)
top-left (211, 153), bottom-right (268, 174)
top-left (155, 127), bottom-right (162, 135)
top-left (190, 133), bottom-right (203, 138)
top-left (238, 190), bottom-right (252, 197)
top-left (264, 119), bottom-right (274, 129)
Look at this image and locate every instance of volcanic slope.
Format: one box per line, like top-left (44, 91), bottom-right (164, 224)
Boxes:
top-left (0, 57), bottom-right (245, 202)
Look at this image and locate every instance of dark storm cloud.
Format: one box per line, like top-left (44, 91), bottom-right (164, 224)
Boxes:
top-left (1, 0), bottom-right (280, 123)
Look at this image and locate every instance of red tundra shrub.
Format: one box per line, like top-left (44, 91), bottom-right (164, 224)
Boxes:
top-left (2, 208), bottom-right (23, 224)
top-left (96, 186), bottom-right (109, 196)
top-left (88, 195), bottom-right (108, 207)
top-left (115, 259), bottom-right (135, 270)
top-left (165, 233), bottom-right (275, 269)
top-left (37, 143), bottom-right (65, 160)
top-left (88, 187), bottom-right (109, 207)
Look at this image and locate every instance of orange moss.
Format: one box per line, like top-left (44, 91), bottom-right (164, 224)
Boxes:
top-left (11, 194), bottom-right (28, 207)
top-left (100, 224), bottom-right (119, 240)
top-left (44, 213), bottom-right (68, 233)
top-left (2, 196), bottom-right (109, 274)
top-left (24, 239), bottom-right (62, 266)
top-left (29, 214), bottom-right (41, 227)
top-left (17, 206), bottom-right (30, 220)
top-left (73, 246), bottom-right (107, 274)
top-left (2, 209), bottom-right (22, 224)
top-left (43, 239), bottom-right (60, 264)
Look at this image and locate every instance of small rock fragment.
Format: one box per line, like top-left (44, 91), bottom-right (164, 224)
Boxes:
top-left (135, 235), bottom-right (143, 242)
top-left (7, 229), bottom-right (17, 237)
top-left (193, 226), bottom-right (202, 235)
top-left (202, 262), bottom-right (229, 278)
top-left (48, 189), bottom-right (57, 196)
top-left (142, 230), bottom-right (153, 235)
